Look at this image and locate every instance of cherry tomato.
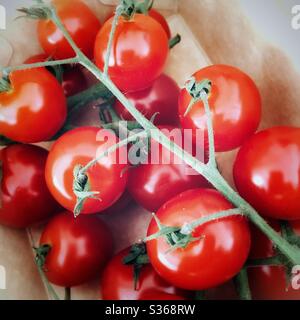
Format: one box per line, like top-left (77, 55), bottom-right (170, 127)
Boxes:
top-left (114, 74), bottom-right (180, 126)
top-left (247, 219), bottom-right (300, 300)
top-left (0, 69), bottom-right (67, 143)
top-left (45, 127), bottom-right (128, 214)
top-left (0, 144), bottom-right (60, 228)
top-left (248, 266), bottom-right (300, 300)
top-left (127, 126), bottom-right (210, 212)
top-left (146, 189), bottom-right (251, 290)
top-left (25, 54), bottom-right (88, 97)
top-left (38, 0), bottom-right (101, 59)
top-left (101, 190), bottom-right (133, 215)
top-left (233, 127), bottom-right (300, 220)
top-left (178, 65), bottom-right (261, 152)
top-left (105, 8), bottom-right (171, 39)
top-left (62, 66), bottom-right (88, 97)
top-left (94, 14), bottom-right (169, 92)
top-left (101, 247), bottom-right (186, 300)
top-left (40, 212), bottom-right (113, 287)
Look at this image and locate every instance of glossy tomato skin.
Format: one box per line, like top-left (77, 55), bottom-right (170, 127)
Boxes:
top-left (101, 248), bottom-right (187, 300)
top-left (178, 65), bottom-right (261, 152)
top-left (0, 69), bottom-right (67, 143)
top-left (114, 74), bottom-right (180, 126)
top-left (248, 266), bottom-right (300, 300)
top-left (127, 126), bottom-right (210, 212)
top-left (62, 66), bottom-right (88, 97)
top-left (247, 219), bottom-right (300, 300)
top-left (25, 54), bottom-right (88, 97)
top-left (40, 212), bottom-right (113, 287)
top-left (94, 14), bottom-right (169, 92)
top-left (148, 9), bottom-right (171, 39)
top-left (233, 127), bottom-right (300, 220)
top-left (146, 189), bottom-right (251, 290)
top-left (45, 127), bottom-right (128, 214)
top-left (0, 145), bottom-right (61, 228)
top-left (105, 9), bottom-right (171, 39)
top-left (38, 0), bottom-right (101, 59)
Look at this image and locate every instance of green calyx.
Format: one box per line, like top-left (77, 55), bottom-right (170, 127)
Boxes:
top-left (34, 244), bottom-right (51, 269)
top-left (72, 165), bottom-right (99, 218)
top-left (184, 78), bottom-right (212, 117)
top-left (17, 3), bottom-right (51, 21)
top-left (144, 213), bottom-right (202, 252)
top-left (123, 243), bottom-right (150, 290)
top-left (120, 0), bottom-right (153, 19)
top-left (0, 77), bottom-right (11, 93)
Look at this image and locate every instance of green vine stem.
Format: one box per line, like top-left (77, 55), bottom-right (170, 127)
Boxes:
top-left (234, 267), bottom-right (252, 300)
top-left (28, 229), bottom-right (60, 300)
top-left (65, 287), bottom-right (71, 300)
top-left (6, 1), bottom-right (300, 265)
top-left (169, 34), bottom-right (181, 49)
top-left (1, 57), bottom-right (79, 75)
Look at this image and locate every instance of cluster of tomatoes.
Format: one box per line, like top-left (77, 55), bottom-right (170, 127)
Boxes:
top-left (1, 0), bottom-right (300, 300)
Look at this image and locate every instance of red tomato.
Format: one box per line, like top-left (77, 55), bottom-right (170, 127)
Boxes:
top-left (101, 247), bottom-right (186, 300)
top-left (101, 190), bottom-right (133, 215)
top-left (0, 69), bottom-right (67, 143)
top-left (146, 189), bottom-right (251, 290)
top-left (248, 266), bottom-right (300, 300)
top-left (94, 14), bottom-right (169, 92)
top-left (0, 144), bottom-right (60, 228)
top-left (233, 127), bottom-right (300, 220)
top-left (114, 74), bottom-right (180, 126)
top-left (45, 127), bottom-right (128, 214)
top-left (127, 125), bottom-right (210, 212)
top-left (248, 219), bottom-right (300, 300)
top-left (25, 54), bottom-right (88, 97)
top-left (62, 66), bottom-right (88, 97)
top-left (38, 0), bottom-right (101, 59)
top-left (40, 212), bottom-right (113, 287)
top-left (178, 65), bottom-right (261, 152)
top-left (147, 9), bottom-right (171, 39)
top-left (249, 219), bottom-right (281, 260)
top-left (105, 9), bottom-right (171, 39)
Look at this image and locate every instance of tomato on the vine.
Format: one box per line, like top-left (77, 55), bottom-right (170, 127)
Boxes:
top-left (146, 189), bottom-right (251, 290)
top-left (105, 8), bottom-right (171, 39)
top-left (233, 127), bottom-right (300, 220)
top-left (94, 13), bottom-right (169, 92)
top-left (0, 144), bottom-right (61, 228)
top-left (114, 74), bottom-right (180, 126)
top-left (101, 247), bottom-right (187, 300)
top-left (247, 220), bottom-right (300, 300)
top-left (45, 127), bottom-right (128, 214)
top-left (40, 212), bottom-right (113, 287)
top-left (178, 65), bottom-right (261, 152)
top-left (38, 0), bottom-right (101, 59)
top-left (0, 68), bottom-right (66, 143)
top-left (25, 54), bottom-right (88, 97)
top-left (127, 125), bottom-right (210, 212)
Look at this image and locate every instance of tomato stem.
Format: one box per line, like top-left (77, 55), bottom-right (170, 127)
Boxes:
top-left (169, 34), bottom-right (181, 49)
top-left (0, 135), bottom-right (15, 146)
top-left (234, 267), bottom-right (252, 300)
top-left (104, 5), bottom-right (124, 76)
top-left (246, 256), bottom-right (283, 267)
top-left (2, 57), bottom-right (79, 74)
top-left (0, 77), bottom-right (11, 92)
top-left (64, 287), bottom-right (71, 300)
